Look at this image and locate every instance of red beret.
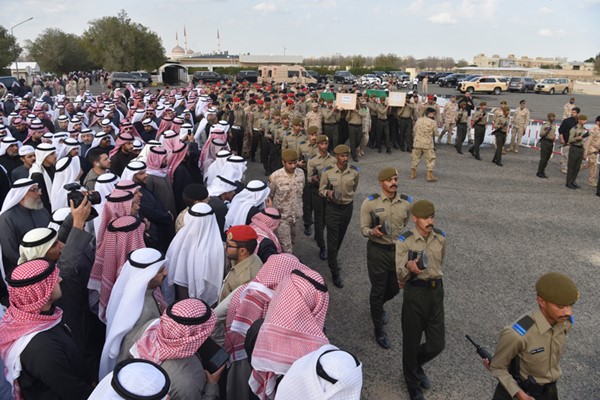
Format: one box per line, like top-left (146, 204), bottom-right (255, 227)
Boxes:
top-left (256, 99), bottom-right (264, 105)
top-left (233, 97), bottom-right (240, 103)
top-left (427, 95), bottom-right (435, 101)
top-left (226, 225), bottom-right (258, 241)
top-left (287, 93), bottom-right (294, 98)
top-left (286, 99), bottom-right (294, 105)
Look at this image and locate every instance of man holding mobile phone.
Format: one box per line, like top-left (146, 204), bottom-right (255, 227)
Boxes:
top-left (396, 200), bottom-right (446, 400)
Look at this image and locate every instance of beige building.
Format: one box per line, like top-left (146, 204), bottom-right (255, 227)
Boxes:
top-left (473, 54), bottom-right (568, 68)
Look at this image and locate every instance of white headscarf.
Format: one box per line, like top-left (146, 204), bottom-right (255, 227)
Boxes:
top-left (29, 144), bottom-right (56, 196)
top-left (207, 175), bottom-right (238, 198)
top-left (204, 149), bottom-right (231, 187)
top-left (121, 161), bottom-right (146, 182)
top-left (1, 178), bottom-right (36, 215)
top-left (49, 156), bottom-right (81, 211)
top-left (56, 137), bottom-right (79, 160)
top-left (18, 227), bottom-right (58, 264)
top-left (166, 203), bottom-right (224, 305)
top-left (89, 359), bottom-right (170, 400)
top-left (0, 137), bottom-right (20, 156)
top-left (49, 207), bottom-right (70, 231)
top-left (225, 180), bottom-right (270, 230)
top-left (136, 140), bottom-right (160, 163)
top-left (86, 132), bottom-right (115, 157)
top-left (99, 248), bottom-right (166, 380)
top-left (93, 173), bottom-right (119, 238)
top-left (220, 155), bottom-right (247, 183)
top-left (275, 345), bottom-right (363, 400)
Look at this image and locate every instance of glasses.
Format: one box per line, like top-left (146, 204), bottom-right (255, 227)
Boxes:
top-left (225, 243), bottom-right (240, 249)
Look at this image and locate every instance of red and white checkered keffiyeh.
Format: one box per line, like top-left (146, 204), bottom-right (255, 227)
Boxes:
top-left (132, 299), bottom-right (216, 364)
top-left (109, 132), bottom-right (134, 158)
top-left (93, 186), bottom-right (140, 249)
top-left (156, 117), bottom-right (174, 139)
top-left (250, 208), bottom-right (282, 253)
top-left (249, 268), bottom-right (329, 400)
top-left (0, 259), bottom-right (63, 400)
top-left (224, 254), bottom-right (307, 362)
top-left (199, 131), bottom-right (229, 174)
top-left (146, 146), bottom-right (168, 178)
top-left (166, 141), bottom-right (187, 183)
top-left (89, 216), bottom-right (146, 323)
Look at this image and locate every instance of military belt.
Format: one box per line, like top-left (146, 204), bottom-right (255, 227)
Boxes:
top-left (326, 201), bottom-right (352, 209)
top-left (369, 240), bottom-right (395, 251)
top-left (324, 122), bottom-right (338, 126)
top-left (409, 278), bottom-right (442, 289)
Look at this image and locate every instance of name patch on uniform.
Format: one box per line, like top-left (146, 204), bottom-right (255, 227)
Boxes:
top-left (375, 208), bottom-right (385, 212)
top-left (329, 178), bottom-right (337, 182)
top-left (530, 347), bottom-right (544, 355)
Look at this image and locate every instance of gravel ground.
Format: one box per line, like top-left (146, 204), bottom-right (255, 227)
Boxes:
top-left (245, 140), bottom-right (600, 400)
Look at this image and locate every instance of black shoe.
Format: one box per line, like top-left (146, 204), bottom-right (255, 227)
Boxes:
top-left (393, 144), bottom-right (399, 149)
top-left (566, 183), bottom-right (576, 189)
top-left (382, 311), bottom-right (389, 325)
top-left (456, 149), bottom-right (463, 154)
top-left (304, 225), bottom-right (312, 236)
top-left (468, 147), bottom-right (474, 154)
top-left (492, 159), bottom-right (497, 164)
top-left (596, 192), bottom-right (600, 197)
top-left (475, 155), bottom-right (482, 160)
top-left (319, 247), bottom-right (327, 260)
top-left (407, 387), bottom-right (425, 400)
top-left (332, 273), bottom-right (344, 288)
top-left (536, 172), bottom-right (544, 178)
top-left (378, 148), bottom-right (382, 153)
top-left (374, 329), bottom-right (390, 349)
top-left (572, 182), bottom-right (580, 189)
top-left (386, 148), bottom-right (392, 154)
top-left (496, 162), bottom-right (503, 166)
top-left (542, 174), bottom-right (548, 178)
top-left (468, 139), bottom-right (474, 144)
top-left (417, 366), bottom-right (431, 390)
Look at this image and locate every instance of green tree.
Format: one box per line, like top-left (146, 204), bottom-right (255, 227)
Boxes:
top-left (27, 28), bottom-right (92, 73)
top-left (593, 53), bottom-right (600, 74)
top-left (0, 26), bottom-right (22, 68)
top-left (82, 10), bottom-right (165, 72)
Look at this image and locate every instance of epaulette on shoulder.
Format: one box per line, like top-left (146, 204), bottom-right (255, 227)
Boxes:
top-left (397, 230), bottom-right (413, 242)
top-left (285, 132), bottom-right (291, 136)
top-left (400, 194), bottom-right (412, 203)
top-left (512, 315), bottom-right (535, 336)
top-left (351, 165), bottom-right (360, 172)
top-left (299, 140), bottom-right (306, 145)
top-left (368, 193), bottom-right (380, 201)
top-left (322, 166), bottom-right (330, 172)
top-left (433, 227), bottom-right (446, 237)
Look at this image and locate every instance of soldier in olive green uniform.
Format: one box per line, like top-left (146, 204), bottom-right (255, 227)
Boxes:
top-left (536, 113), bottom-right (556, 178)
top-left (396, 200), bottom-right (446, 400)
top-left (307, 135), bottom-right (336, 260)
top-left (360, 167), bottom-right (411, 349)
top-left (322, 99), bottom-right (341, 150)
top-left (367, 96), bottom-right (392, 154)
top-left (298, 126), bottom-right (319, 235)
top-left (319, 144), bottom-right (360, 288)
top-left (398, 97), bottom-right (417, 152)
top-left (489, 272), bottom-right (579, 400)
top-left (492, 107), bottom-right (510, 167)
top-left (259, 107), bottom-right (274, 174)
top-left (455, 101), bottom-right (469, 154)
top-left (565, 114), bottom-right (588, 189)
top-left (282, 118), bottom-right (307, 155)
top-left (231, 99), bottom-right (246, 155)
top-left (346, 103), bottom-right (369, 162)
top-left (468, 101), bottom-right (487, 160)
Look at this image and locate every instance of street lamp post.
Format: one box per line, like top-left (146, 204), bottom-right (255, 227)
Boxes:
top-left (11, 17), bottom-right (34, 82)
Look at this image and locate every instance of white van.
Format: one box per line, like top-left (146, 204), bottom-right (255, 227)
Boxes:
top-left (257, 65), bottom-right (317, 86)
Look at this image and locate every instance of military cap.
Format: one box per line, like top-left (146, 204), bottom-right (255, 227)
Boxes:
top-left (501, 106), bottom-right (510, 113)
top-left (519, 99), bottom-right (526, 104)
top-left (479, 101), bottom-right (487, 107)
top-left (380, 95), bottom-right (386, 101)
top-left (316, 135), bottom-right (329, 144)
top-left (307, 126), bottom-right (318, 134)
top-left (326, 98), bottom-right (334, 103)
top-left (273, 110), bottom-right (281, 117)
top-left (411, 200), bottom-right (435, 218)
top-left (281, 113), bottom-right (290, 120)
top-left (292, 118), bottom-right (302, 126)
top-left (333, 144), bottom-right (350, 154)
top-left (226, 225), bottom-right (258, 242)
top-left (578, 114), bottom-right (587, 121)
top-left (425, 107), bottom-right (436, 115)
top-left (281, 149), bottom-right (298, 162)
top-left (378, 167), bottom-right (398, 181)
top-left (536, 272), bottom-right (579, 306)
top-left (458, 101), bottom-right (466, 107)
top-left (547, 112), bottom-right (555, 118)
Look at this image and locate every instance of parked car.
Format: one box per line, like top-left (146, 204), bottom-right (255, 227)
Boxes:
top-left (192, 71), bottom-right (226, 84)
top-left (333, 71), bottom-right (357, 84)
top-left (431, 72), bottom-right (452, 83)
top-left (360, 74), bottom-right (381, 85)
top-left (416, 71), bottom-right (436, 81)
top-left (372, 71), bottom-right (389, 81)
top-left (438, 73), bottom-right (467, 87)
top-left (129, 72), bottom-right (152, 85)
top-left (236, 70), bottom-right (258, 83)
top-left (0, 76), bottom-right (18, 92)
top-left (306, 70), bottom-right (328, 83)
top-left (534, 78), bottom-right (570, 95)
top-left (389, 71), bottom-right (410, 82)
top-left (508, 77), bottom-right (537, 93)
top-left (109, 72), bottom-right (151, 88)
top-left (459, 76), bottom-right (508, 94)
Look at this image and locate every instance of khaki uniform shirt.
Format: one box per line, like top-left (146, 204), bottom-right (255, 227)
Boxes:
top-left (346, 108), bottom-right (368, 125)
top-left (568, 126), bottom-right (586, 147)
top-left (539, 122), bottom-right (557, 142)
top-left (274, 124), bottom-right (289, 144)
top-left (319, 164), bottom-right (360, 205)
top-left (269, 167), bottom-right (305, 220)
top-left (494, 115), bottom-right (509, 133)
top-left (244, 106), bottom-right (255, 133)
top-left (472, 109), bottom-right (487, 126)
top-left (490, 309), bottom-right (572, 397)
top-left (397, 103), bottom-right (417, 121)
top-left (219, 254), bottom-right (263, 302)
top-left (265, 121), bottom-right (280, 141)
top-left (252, 109), bottom-right (265, 130)
top-left (360, 192), bottom-right (411, 246)
top-left (456, 109), bottom-right (468, 124)
top-left (282, 132), bottom-right (307, 153)
top-left (298, 141), bottom-right (318, 161)
top-left (395, 227), bottom-right (446, 283)
top-left (306, 152), bottom-right (336, 184)
top-left (305, 110), bottom-right (323, 133)
top-left (232, 108), bottom-right (245, 128)
top-left (493, 108), bottom-right (504, 119)
top-left (514, 107), bottom-right (531, 127)
top-left (367, 103), bottom-right (389, 120)
top-left (584, 125), bottom-right (600, 155)
top-left (412, 116), bottom-right (438, 149)
top-left (562, 102), bottom-right (574, 120)
top-left (442, 102), bottom-right (458, 124)
top-left (322, 107), bottom-right (340, 124)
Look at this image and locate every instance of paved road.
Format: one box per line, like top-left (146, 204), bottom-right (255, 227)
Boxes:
top-left (245, 141), bottom-right (599, 399)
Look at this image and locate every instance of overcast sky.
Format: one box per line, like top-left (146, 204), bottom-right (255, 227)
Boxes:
top-left (2, 0), bottom-right (598, 63)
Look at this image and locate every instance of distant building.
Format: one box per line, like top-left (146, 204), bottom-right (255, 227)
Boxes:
top-left (473, 54), bottom-right (567, 69)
